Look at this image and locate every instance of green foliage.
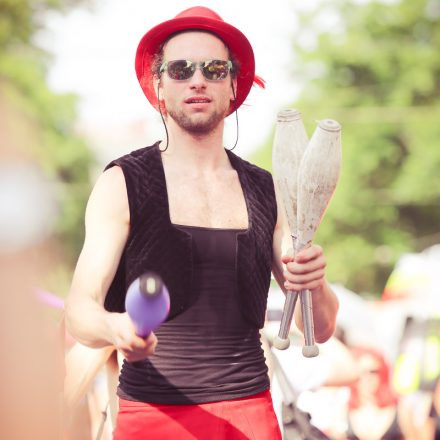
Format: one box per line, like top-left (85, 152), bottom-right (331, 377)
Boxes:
top-left (0, 0), bottom-right (95, 277)
top-left (0, 0), bottom-right (90, 49)
top-left (252, 0), bottom-right (440, 296)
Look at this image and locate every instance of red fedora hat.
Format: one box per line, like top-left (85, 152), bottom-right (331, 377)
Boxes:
top-left (135, 6), bottom-right (261, 115)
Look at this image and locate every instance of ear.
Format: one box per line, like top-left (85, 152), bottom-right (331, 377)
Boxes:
top-left (153, 74), bottom-right (162, 100)
top-left (230, 78), bottom-right (238, 102)
top-left (154, 75), bottom-right (168, 116)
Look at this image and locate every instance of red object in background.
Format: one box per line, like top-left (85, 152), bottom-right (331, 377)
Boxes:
top-left (348, 346), bottom-right (398, 410)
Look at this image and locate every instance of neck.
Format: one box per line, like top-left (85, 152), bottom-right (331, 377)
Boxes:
top-left (160, 118), bottom-right (231, 172)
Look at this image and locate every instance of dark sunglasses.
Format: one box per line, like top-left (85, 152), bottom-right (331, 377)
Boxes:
top-left (159, 59), bottom-right (233, 81)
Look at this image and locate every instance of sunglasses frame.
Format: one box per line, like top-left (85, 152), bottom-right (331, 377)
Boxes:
top-left (159, 59), bottom-right (233, 81)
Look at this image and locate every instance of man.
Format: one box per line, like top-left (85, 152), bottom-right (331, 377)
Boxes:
top-left (65, 7), bottom-right (339, 439)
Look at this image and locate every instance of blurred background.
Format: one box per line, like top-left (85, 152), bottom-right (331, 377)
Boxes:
top-left (0, 0), bottom-right (439, 439)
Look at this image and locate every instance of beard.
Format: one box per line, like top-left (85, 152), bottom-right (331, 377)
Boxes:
top-left (166, 105), bottom-right (229, 135)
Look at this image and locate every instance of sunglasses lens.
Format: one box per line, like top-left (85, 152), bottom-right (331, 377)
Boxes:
top-left (203, 60), bottom-right (230, 80)
top-left (167, 60), bottom-right (194, 80)
top-left (163, 60), bottom-right (231, 81)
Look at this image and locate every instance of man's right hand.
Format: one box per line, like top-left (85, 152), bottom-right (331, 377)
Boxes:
top-left (107, 312), bottom-right (158, 362)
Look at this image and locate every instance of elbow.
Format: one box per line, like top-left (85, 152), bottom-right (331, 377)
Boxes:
top-left (315, 296), bottom-right (339, 343)
top-left (315, 321), bottom-right (337, 344)
top-left (64, 297), bottom-right (110, 349)
top-left (64, 299), bottom-right (98, 348)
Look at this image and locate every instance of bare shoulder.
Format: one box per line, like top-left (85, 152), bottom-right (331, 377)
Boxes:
top-left (94, 165), bottom-right (126, 193)
top-left (86, 166), bottom-right (129, 224)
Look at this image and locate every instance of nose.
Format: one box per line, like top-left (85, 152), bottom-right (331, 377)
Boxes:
top-left (188, 67), bottom-right (207, 89)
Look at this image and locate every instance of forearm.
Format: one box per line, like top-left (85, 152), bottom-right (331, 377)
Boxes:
top-left (65, 295), bottom-right (115, 349)
top-left (294, 281), bottom-right (339, 343)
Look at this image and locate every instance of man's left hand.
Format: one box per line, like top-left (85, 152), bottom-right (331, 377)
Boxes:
top-left (281, 244), bottom-right (327, 292)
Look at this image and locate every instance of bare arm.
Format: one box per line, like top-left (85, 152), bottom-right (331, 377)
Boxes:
top-left (65, 166), bottom-right (156, 361)
top-left (271, 181), bottom-right (339, 343)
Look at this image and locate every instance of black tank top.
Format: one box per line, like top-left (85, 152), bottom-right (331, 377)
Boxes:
top-left (117, 225), bottom-right (270, 404)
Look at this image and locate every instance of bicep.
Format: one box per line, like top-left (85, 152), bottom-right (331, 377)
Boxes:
top-left (69, 166), bottom-right (130, 305)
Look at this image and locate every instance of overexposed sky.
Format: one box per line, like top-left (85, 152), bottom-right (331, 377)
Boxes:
top-left (38, 0), bottom-right (326, 160)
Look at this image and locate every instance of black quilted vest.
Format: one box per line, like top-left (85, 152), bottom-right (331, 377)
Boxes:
top-left (103, 143), bottom-right (277, 328)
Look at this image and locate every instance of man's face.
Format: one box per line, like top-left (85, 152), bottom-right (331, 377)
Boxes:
top-left (159, 31), bottom-right (236, 135)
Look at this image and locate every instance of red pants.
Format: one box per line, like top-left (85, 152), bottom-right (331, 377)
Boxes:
top-left (113, 390), bottom-right (282, 440)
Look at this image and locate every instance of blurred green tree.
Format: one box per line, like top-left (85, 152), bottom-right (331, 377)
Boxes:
top-left (253, 0), bottom-right (440, 296)
top-left (0, 0), bottom-right (95, 288)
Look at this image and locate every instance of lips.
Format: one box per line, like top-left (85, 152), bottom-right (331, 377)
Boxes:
top-left (185, 96), bottom-right (211, 104)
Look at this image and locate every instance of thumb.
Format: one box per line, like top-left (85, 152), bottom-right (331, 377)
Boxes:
top-left (281, 248), bottom-right (294, 264)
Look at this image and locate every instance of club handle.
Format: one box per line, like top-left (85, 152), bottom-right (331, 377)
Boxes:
top-left (273, 291), bottom-right (299, 350)
top-left (300, 289), bottom-right (319, 357)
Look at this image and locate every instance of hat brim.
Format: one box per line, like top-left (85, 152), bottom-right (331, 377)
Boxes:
top-left (135, 16), bottom-right (255, 115)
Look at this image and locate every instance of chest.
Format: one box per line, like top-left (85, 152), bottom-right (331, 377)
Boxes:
top-left (165, 171), bottom-right (249, 229)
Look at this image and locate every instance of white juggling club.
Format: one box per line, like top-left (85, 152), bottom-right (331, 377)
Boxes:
top-left (273, 111), bottom-right (342, 357)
